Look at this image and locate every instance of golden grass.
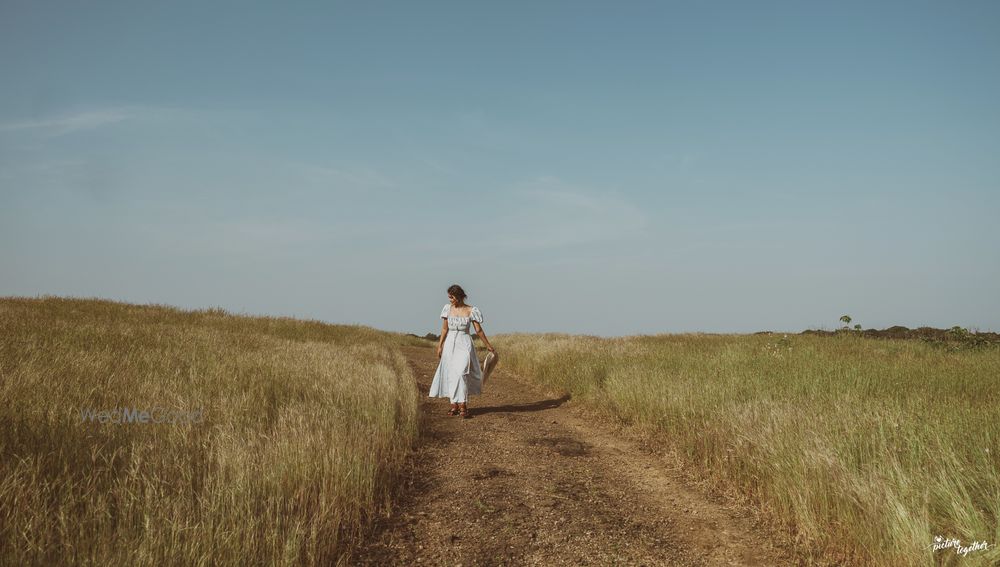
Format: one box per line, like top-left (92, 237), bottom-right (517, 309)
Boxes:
top-left (494, 332), bottom-right (1000, 566)
top-left (0, 295), bottom-right (425, 566)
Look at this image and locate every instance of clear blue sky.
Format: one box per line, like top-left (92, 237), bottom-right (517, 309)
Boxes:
top-left (2, 1), bottom-right (998, 336)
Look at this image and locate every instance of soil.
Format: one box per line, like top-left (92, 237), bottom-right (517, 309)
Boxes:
top-left (352, 345), bottom-right (808, 566)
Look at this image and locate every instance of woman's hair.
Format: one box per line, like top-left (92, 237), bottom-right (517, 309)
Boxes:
top-left (447, 284), bottom-right (467, 302)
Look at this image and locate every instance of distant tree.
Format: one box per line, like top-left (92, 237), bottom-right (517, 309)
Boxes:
top-left (840, 315), bottom-right (852, 330)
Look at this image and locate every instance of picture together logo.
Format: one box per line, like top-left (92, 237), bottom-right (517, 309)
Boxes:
top-left (928, 535), bottom-right (992, 557)
top-left (78, 406), bottom-right (204, 424)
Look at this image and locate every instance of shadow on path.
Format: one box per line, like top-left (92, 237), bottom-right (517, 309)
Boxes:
top-left (471, 393), bottom-right (571, 416)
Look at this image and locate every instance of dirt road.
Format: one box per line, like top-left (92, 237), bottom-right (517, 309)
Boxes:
top-left (354, 345), bottom-right (800, 566)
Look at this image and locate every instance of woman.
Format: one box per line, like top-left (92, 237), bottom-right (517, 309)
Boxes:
top-left (428, 284), bottom-right (497, 418)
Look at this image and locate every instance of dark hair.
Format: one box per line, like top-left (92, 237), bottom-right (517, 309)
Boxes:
top-left (447, 284), bottom-right (467, 302)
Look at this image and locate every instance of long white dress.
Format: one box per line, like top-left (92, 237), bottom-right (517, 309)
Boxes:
top-left (428, 303), bottom-right (484, 403)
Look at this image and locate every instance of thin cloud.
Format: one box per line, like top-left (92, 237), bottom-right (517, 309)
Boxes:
top-left (411, 175), bottom-right (649, 253)
top-left (0, 109), bottom-right (131, 137)
top-left (0, 104), bottom-right (198, 140)
top-left (282, 160), bottom-right (397, 192)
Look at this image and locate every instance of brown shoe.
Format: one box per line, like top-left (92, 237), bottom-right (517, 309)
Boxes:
top-left (459, 403), bottom-right (470, 419)
top-left (447, 403), bottom-right (460, 416)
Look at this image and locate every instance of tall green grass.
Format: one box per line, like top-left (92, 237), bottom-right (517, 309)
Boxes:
top-left (0, 296), bottom-right (423, 566)
top-left (496, 332), bottom-right (1000, 566)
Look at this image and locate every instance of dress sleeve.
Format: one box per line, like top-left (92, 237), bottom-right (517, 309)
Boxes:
top-left (470, 306), bottom-right (483, 323)
top-left (440, 304), bottom-right (450, 319)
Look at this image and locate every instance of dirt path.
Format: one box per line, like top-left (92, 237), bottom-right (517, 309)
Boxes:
top-left (354, 345), bottom-right (800, 566)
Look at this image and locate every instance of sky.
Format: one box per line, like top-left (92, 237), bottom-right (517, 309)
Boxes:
top-left (1, 1), bottom-right (998, 336)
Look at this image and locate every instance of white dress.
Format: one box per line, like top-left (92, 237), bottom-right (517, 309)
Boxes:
top-left (428, 303), bottom-right (484, 403)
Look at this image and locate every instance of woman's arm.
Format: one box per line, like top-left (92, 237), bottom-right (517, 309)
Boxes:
top-left (436, 319), bottom-right (448, 358)
top-left (472, 321), bottom-right (495, 352)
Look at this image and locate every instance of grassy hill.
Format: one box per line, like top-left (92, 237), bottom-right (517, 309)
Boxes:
top-left (0, 296), bottom-right (424, 566)
top-left (5, 295), bottom-right (996, 565)
top-left (494, 332), bottom-right (1000, 565)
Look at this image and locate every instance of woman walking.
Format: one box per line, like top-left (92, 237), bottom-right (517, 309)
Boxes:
top-left (428, 284), bottom-right (496, 418)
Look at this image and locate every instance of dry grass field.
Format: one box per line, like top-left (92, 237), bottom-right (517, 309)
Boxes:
top-left (494, 332), bottom-right (1000, 565)
top-left (3, 295), bottom-right (997, 565)
top-left (0, 296), bottom-right (423, 566)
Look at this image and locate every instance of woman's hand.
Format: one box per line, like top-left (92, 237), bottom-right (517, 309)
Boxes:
top-left (487, 346), bottom-right (496, 353)
top-left (436, 345), bottom-right (443, 359)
